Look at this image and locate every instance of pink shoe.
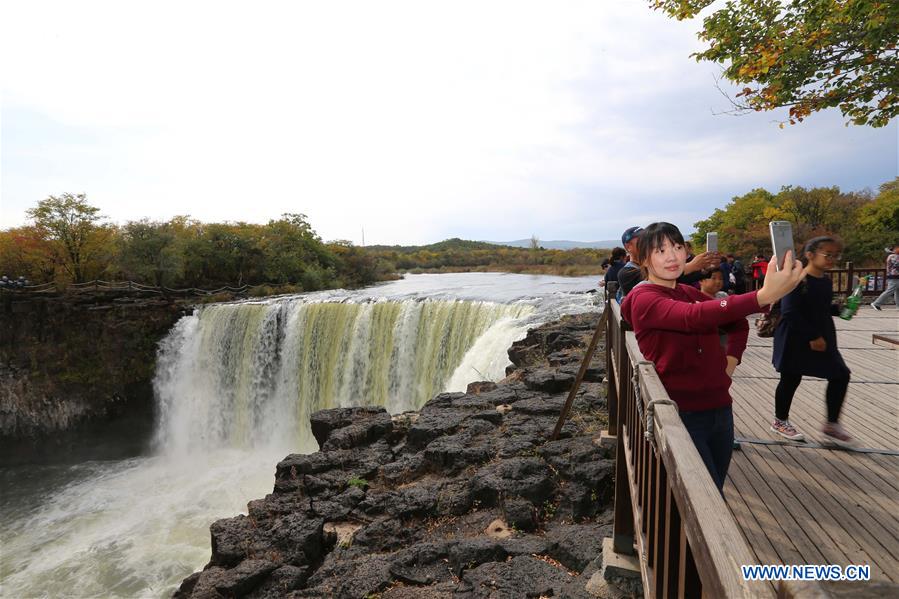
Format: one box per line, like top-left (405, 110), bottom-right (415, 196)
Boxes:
top-left (771, 419), bottom-right (805, 441)
top-left (822, 422), bottom-right (855, 448)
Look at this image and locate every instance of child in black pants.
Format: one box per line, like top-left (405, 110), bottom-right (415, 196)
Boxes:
top-left (771, 236), bottom-right (854, 446)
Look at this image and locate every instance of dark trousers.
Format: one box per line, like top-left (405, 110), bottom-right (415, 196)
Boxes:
top-left (680, 406), bottom-right (734, 491)
top-left (775, 371), bottom-right (849, 423)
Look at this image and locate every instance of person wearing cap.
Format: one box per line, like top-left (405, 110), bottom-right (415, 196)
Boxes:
top-left (617, 225), bottom-right (721, 301)
top-left (616, 227), bottom-right (644, 301)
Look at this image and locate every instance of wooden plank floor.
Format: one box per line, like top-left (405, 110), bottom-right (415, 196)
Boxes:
top-left (724, 308), bottom-right (899, 584)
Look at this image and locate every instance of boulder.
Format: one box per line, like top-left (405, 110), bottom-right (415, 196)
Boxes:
top-left (309, 406), bottom-right (392, 451)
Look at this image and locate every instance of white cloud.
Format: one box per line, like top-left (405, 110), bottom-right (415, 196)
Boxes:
top-left (1, 0), bottom-right (895, 243)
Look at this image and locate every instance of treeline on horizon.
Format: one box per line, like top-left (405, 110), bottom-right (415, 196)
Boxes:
top-left (690, 178), bottom-right (898, 265)
top-left (0, 195), bottom-right (395, 292)
top-left (1, 179), bottom-right (896, 291)
top-left (364, 238), bottom-right (608, 276)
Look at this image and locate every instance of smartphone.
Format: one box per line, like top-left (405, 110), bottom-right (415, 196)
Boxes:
top-left (769, 221), bottom-right (794, 271)
top-left (706, 232), bottom-right (718, 253)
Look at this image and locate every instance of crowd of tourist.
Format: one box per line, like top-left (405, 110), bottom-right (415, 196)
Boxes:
top-left (600, 224), bottom-right (897, 493)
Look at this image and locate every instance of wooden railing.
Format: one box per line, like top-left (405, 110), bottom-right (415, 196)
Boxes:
top-left (825, 263), bottom-right (887, 296)
top-left (0, 279), bottom-right (258, 297)
top-left (606, 296), bottom-right (773, 598)
top-left (750, 263), bottom-right (887, 295)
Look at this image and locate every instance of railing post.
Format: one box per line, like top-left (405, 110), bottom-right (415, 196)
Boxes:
top-left (613, 409), bottom-right (635, 555)
top-left (845, 261), bottom-right (854, 294)
top-left (606, 292), bottom-right (618, 436)
top-left (612, 329), bottom-right (635, 556)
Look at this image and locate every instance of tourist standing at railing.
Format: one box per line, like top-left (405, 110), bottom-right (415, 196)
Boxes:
top-left (729, 254), bottom-right (747, 294)
top-left (750, 255), bottom-right (768, 290)
top-left (771, 236), bottom-right (855, 447)
top-left (602, 247), bottom-right (627, 289)
top-left (620, 222), bottom-right (805, 491)
top-left (616, 226), bottom-right (644, 301)
top-left (871, 243), bottom-right (899, 311)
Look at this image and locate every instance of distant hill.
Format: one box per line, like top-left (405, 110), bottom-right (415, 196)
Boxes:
top-left (484, 239), bottom-right (619, 250)
top-left (365, 238), bottom-right (509, 253)
top-left (365, 238), bottom-right (619, 252)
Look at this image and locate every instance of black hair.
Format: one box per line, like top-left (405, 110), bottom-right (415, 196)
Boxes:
top-left (635, 222), bottom-right (685, 276)
top-left (611, 247), bottom-right (627, 261)
top-left (801, 236), bottom-right (841, 266)
top-left (698, 268), bottom-right (724, 281)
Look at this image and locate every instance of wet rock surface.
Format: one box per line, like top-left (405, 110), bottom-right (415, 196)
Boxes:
top-left (177, 312), bottom-right (613, 599)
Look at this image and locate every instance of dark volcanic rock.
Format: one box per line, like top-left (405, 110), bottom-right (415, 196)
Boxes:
top-left (309, 406), bottom-right (392, 451)
top-left (458, 555), bottom-right (583, 598)
top-left (466, 381), bottom-right (498, 394)
top-left (522, 367), bottom-right (576, 393)
top-left (178, 309), bottom-right (614, 598)
top-left (470, 457), bottom-right (555, 506)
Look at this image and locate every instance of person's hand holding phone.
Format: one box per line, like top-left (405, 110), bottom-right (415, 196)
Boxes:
top-left (809, 337), bottom-right (827, 352)
top-left (756, 251), bottom-right (805, 307)
top-left (684, 251), bottom-right (720, 274)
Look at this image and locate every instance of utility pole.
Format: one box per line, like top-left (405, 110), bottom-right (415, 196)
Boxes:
top-left (361, 227), bottom-right (365, 247)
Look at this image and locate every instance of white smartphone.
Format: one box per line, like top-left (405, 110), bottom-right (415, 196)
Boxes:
top-left (706, 232), bottom-right (718, 253)
top-left (769, 221), bottom-right (794, 271)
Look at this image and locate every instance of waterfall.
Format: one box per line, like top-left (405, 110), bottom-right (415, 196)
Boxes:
top-left (154, 298), bottom-right (533, 454)
top-left (1, 274), bottom-right (599, 599)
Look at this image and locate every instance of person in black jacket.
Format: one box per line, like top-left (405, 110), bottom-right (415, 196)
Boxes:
top-left (603, 247), bottom-right (627, 288)
top-left (771, 236), bottom-right (854, 447)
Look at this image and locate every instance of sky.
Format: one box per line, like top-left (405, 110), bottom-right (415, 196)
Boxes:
top-left (1, 1), bottom-right (896, 246)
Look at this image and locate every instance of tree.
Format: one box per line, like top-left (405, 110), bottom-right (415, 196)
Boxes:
top-left (529, 235), bottom-right (541, 264)
top-left (653, 0), bottom-right (899, 127)
top-left (847, 177), bottom-right (899, 261)
top-left (119, 219), bottom-right (183, 286)
top-left (691, 188), bottom-right (778, 257)
top-left (691, 181), bottom-right (894, 265)
top-left (0, 226), bottom-right (57, 281)
top-left (26, 193), bottom-right (105, 283)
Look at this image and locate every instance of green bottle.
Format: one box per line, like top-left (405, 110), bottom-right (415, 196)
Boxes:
top-left (839, 277), bottom-right (866, 320)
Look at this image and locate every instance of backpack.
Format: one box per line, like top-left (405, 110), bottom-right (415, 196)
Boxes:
top-left (754, 301), bottom-right (781, 337)
top-left (755, 281), bottom-right (806, 337)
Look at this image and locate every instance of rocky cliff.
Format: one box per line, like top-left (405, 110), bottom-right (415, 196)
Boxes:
top-left (176, 312), bottom-right (614, 599)
top-left (0, 293), bottom-right (187, 439)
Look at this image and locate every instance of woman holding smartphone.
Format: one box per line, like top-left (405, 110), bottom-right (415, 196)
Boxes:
top-left (621, 222), bottom-right (805, 490)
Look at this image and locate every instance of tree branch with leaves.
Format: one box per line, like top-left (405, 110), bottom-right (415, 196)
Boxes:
top-left (652, 0), bottom-right (899, 127)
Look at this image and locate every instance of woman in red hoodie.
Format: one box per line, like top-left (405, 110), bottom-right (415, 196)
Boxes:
top-left (620, 222), bottom-right (805, 490)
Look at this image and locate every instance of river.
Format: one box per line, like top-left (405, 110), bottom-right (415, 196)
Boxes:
top-left (0, 273), bottom-right (602, 598)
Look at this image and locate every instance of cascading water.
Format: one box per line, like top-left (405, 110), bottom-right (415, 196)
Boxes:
top-left (0, 273), bottom-right (600, 598)
top-left (154, 298), bottom-right (533, 454)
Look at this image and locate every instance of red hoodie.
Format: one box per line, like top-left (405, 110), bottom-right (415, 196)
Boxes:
top-left (620, 283), bottom-right (757, 412)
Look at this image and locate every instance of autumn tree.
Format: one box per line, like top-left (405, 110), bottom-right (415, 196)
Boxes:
top-left (691, 188), bottom-right (779, 257)
top-left (691, 181), bottom-right (895, 264)
top-left (846, 178), bottom-right (899, 261)
top-left (26, 193), bottom-right (109, 283)
top-left (653, 0), bottom-right (899, 127)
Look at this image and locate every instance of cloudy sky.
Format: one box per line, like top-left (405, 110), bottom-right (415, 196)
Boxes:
top-left (1, 1), bottom-right (896, 245)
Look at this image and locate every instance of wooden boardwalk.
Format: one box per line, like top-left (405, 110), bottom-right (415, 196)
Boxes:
top-left (725, 307), bottom-right (899, 587)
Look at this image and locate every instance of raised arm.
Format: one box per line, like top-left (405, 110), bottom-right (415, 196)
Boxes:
top-left (628, 289), bottom-right (762, 333)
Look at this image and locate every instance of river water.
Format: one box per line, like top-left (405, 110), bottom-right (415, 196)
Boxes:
top-left (0, 273), bottom-right (602, 598)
